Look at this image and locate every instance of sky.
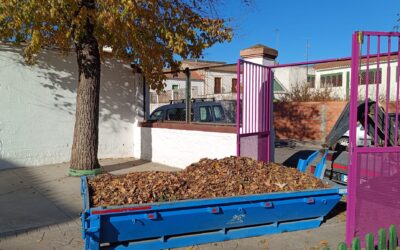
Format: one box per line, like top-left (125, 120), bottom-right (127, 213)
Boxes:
top-left (201, 0), bottom-right (400, 64)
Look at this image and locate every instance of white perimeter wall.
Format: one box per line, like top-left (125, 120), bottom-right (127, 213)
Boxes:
top-left (133, 127), bottom-right (236, 168)
top-left (0, 45), bottom-right (144, 169)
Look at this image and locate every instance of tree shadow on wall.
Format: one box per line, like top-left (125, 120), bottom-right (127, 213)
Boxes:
top-left (140, 126), bottom-right (152, 162)
top-left (0, 45), bottom-right (144, 129)
top-left (273, 102), bottom-right (320, 141)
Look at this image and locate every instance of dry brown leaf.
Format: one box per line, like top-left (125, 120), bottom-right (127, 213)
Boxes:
top-left (88, 156), bottom-right (329, 207)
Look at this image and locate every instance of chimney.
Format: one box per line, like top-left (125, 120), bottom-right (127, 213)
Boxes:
top-left (240, 44), bottom-right (278, 66)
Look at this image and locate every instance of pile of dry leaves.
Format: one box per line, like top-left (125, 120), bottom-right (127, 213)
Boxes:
top-left (88, 156), bottom-right (329, 207)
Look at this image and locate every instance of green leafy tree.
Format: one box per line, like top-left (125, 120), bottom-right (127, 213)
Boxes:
top-left (0, 0), bottom-right (232, 173)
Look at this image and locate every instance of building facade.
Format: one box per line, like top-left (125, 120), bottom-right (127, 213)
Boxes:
top-left (312, 56), bottom-right (399, 100)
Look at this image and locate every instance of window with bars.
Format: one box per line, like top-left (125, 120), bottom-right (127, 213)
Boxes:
top-left (320, 73), bottom-right (343, 88)
top-left (307, 75), bottom-right (315, 88)
top-left (359, 69), bottom-right (382, 85)
top-left (214, 77), bottom-right (221, 94)
top-left (231, 78), bottom-right (237, 93)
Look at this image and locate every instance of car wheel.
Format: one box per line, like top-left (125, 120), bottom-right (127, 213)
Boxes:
top-left (335, 137), bottom-right (349, 151)
top-left (337, 137), bottom-right (349, 147)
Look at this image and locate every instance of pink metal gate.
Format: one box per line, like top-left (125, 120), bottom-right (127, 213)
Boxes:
top-left (236, 59), bottom-right (272, 162)
top-left (347, 31), bottom-right (400, 244)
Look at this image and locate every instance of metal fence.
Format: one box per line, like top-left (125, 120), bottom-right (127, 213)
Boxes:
top-left (150, 88), bottom-right (200, 104)
top-left (347, 31), bottom-right (400, 245)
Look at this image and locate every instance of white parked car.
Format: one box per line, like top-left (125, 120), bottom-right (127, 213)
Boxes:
top-left (337, 123), bottom-right (373, 147)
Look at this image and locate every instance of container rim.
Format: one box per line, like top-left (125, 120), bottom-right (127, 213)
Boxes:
top-left (81, 176), bottom-right (346, 214)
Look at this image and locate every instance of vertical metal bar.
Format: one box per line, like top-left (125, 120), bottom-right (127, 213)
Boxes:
top-left (236, 59), bottom-right (241, 157)
top-left (396, 38), bottom-right (400, 145)
top-left (258, 65), bottom-right (262, 132)
top-left (259, 66), bottom-right (263, 132)
top-left (255, 65), bottom-right (258, 134)
top-left (242, 63), bottom-right (245, 134)
top-left (346, 31), bottom-right (361, 245)
top-left (241, 63), bottom-right (244, 134)
top-left (252, 64), bottom-right (256, 133)
top-left (248, 63), bottom-right (252, 134)
top-left (184, 67), bottom-right (191, 123)
top-left (263, 66), bottom-right (268, 132)
top-left (364, 35), bottom-right (371, 146)
top-left (255, 65), bottom-right (260, 133)
top-left (374, 36), bottom-right (381, 146)
top-left (265, 66), bottom-right (269, 133)
top-left (266, 67), bottom-right (272, 163)
top-left (250, 64), bottom-right (253, 134)
top-left (385, 36), bottom-right (391, 147)
top-left (247, 63), bottom-right (250, 134)
top-left (255, 65), bottom-right (259, 133)
top-left (245, 63), bottom-right (249, 134)
top-left (261, 66), bottom-right (264, 132)
top-left (259, 65), bottom-right (263, 132)
top-left (246, 64), bottom-right (251, 133)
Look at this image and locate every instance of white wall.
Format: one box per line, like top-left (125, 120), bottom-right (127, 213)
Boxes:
top-left (133, 127), bottom-right (236, 168)
top-left (273, 67), bottom-right (290, 90)
top-left (163, 78), bottom-right (204, 95)
top-left (0, 45), bottom-right (144, 169)
top-left (273, 66), bottom-right (310, 92)
top-left (244, 57), bottom-right (275, 66)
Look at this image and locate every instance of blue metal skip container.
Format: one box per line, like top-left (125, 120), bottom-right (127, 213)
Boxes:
top-left (81, 176), bottom-right (346, 250)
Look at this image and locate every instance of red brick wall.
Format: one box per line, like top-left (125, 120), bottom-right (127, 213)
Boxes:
top-left (273, 101), bottom-right (348, 142)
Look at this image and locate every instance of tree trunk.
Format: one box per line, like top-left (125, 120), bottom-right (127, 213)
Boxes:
top-left (70, 2), bottom-right (101, 171)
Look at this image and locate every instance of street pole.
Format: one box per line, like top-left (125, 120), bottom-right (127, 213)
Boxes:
top-left (184, 67), bottom-right (191, 123)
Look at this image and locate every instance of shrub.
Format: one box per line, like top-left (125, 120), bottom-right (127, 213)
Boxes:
top-left (279, 82), bottom-right (339, 102)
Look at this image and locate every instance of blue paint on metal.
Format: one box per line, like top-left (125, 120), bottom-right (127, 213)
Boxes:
top-left (314, 150), bottom-right (329, 179)
top-left (297, 150), bottom-right (319, 173)
top-left (81, 176), bottom-right (345, 250)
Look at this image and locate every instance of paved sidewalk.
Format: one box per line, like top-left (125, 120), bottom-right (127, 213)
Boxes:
top-left (0, 153), bottom-right (346, 250)
top-left (0, 158), bottom-right (178, 250)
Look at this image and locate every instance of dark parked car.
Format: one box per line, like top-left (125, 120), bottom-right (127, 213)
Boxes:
top-left (148, 99), bottom-right (234, 123)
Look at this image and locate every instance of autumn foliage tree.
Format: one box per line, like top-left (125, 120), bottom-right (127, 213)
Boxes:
top-left (0, 0), bottom-right (232, 174)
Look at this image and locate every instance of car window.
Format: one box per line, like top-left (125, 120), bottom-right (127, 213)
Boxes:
top-left (149, 110), bottom-right (163, 121)
top-left (199, 106), bottom-right (212, 122)
top-left (166, 108), bottom-right (186, 121)
top-left (213, 105), bottom-right (225, 122)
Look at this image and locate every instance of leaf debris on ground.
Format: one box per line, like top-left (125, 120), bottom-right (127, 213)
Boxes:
top-left (88, 156), bottom-right (329, 207)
